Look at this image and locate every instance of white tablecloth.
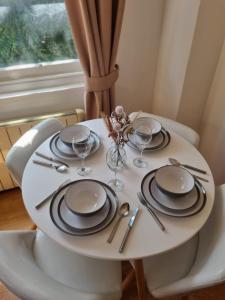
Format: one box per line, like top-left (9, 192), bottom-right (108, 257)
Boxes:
top-left (22, 119), bottom-right (215, 260)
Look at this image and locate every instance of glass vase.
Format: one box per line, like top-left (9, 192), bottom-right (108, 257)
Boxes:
top-left (106, 143), bottom-right (127, 192)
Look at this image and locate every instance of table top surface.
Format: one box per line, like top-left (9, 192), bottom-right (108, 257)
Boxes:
top-left (22, 118), bottom-right (215, 261)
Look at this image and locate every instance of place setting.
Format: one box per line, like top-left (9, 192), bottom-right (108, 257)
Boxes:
top-left (139, 165), bottom-right (207, 222)
top-left (37, 174), bottom-right (139, 253)
top-left (32, 123), bottom-right (101, 177)
top-left (126, 116), bottom-right (171, 155)
top-left (49, 124), bottom-right (101, 161)
top-left (49, 179), bottom-right (119, 236)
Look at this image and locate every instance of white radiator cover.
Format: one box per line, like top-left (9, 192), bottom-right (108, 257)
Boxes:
top-left (0, 109), bottom-right (85, 191)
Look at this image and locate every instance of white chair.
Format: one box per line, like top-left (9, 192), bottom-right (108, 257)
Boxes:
top-left (0, 230), bottom-right (122, 300)
top-left (129, 112), bottom-right (200, 148)
top-left (143, 184), bottom-right (225, 298)
top-left (6, 118), bottom-right (64, 186)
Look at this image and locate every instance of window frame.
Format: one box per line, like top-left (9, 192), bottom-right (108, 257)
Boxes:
top-left (0, 59), bottom-right (84, 94)
top-left (0, 0), bottom-right (85, 121)
top-left (0, 59), bottom-right (85, 121)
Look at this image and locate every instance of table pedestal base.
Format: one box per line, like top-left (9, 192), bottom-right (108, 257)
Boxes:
top-left (122, 259), bottom-right (150, 300)
top-left (133, 259), bottom-right (146, 300)
top-left (122, 268), bottom-right (136, 292)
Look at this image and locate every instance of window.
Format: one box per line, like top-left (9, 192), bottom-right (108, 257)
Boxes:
top-left (0, 0), bottom-right (84, 121)
top-left (0, 0), bottom-right (77, 67)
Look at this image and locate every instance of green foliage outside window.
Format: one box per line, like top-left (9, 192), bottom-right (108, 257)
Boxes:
top-left (0, 0), bottom-right (77, 68)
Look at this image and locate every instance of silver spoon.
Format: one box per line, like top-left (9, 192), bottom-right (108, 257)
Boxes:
top-left (33, 160), bottom-right (68, 173)
top-left (168, 158), bottom-right (208, 182)
top-left (169, 158), bottom-right (207, 175)
top-left (107, 202), bottom-right (130, 243)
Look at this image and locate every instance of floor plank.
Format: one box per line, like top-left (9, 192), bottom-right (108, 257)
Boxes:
top-left (1, 188), bottom-right (225, 300)
top-left (0, 188), bottom-right (32, 230)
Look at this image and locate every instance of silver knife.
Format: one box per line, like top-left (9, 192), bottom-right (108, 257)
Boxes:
top-left (35, 179), bottom-right (71, 209)
top-left (194, 175), bottom-right (209, 183)
top-left (119, 207), bottom-right (140, 253)
top-left (35, 151), bottom-right (69, 168)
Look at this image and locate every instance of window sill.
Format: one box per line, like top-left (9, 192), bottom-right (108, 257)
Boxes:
top-left (0, 59), bottom-right (85, 121)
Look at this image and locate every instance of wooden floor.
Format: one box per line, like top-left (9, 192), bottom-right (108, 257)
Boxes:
top-left (0, 188), bottom-right (225, 300)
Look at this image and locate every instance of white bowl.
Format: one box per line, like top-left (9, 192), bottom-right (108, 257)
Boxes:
top-left (59, 125), bottom-right (90, 146)
top-left (64, 181), bottom-right (107, 215)
top-left (155, 165), bottom-right (195, 196)
top-left (132, 117), bottom-right (162, 135)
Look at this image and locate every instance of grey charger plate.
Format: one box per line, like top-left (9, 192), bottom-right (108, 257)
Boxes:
top-left (58, 196), bottom-right (112, 230)
top-left (141, 169), bottom-right (206, 217)
top-left (127, 128), bottom-right (171, 152)
top-left (49, 131), bottom-right (101, 161)
top-left (50, 179), bottom-right (118, 236)
top-left (150, 178), bottom-right (200, 212)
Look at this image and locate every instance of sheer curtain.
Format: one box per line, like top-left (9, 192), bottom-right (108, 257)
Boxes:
top-left (65, 0), bottom-right (126, 119)
top-left (152, 0), bottom-right (225, 184)
top-left (199, 40), bottom-right (225, 185)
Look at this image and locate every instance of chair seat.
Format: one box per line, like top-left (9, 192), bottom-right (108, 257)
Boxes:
top-left (129, 112), bottom-right (200, 148)
top-left (0, 230), bottom-right (122, 300)
top-left (144, 234), bottom-right (199, 292)
top-left (145, 185), bottom-right (225, 298)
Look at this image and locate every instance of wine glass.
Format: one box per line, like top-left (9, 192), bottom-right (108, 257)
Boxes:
top-left (133, 125), bottom-right (152, 168)
top-left (106, 145), bottom-right (127, 192)
top-left (72, 136), bottom-right (93, 176)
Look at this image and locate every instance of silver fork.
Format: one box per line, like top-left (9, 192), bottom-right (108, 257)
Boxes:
top-left (137, 192), bottom-right (166, 232)
top-left (35, 179), bottom-right (71, 209)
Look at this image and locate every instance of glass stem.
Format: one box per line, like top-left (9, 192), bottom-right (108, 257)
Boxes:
top-left (81, 157), bottom-right (85, 171)
top-left (140, 148), bottom-right (144, 162)
top-left (114, 170), bottom-right (118, 185)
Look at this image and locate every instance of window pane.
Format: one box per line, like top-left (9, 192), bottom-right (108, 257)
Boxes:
top-left (0, 0), bottom-right (77, 68)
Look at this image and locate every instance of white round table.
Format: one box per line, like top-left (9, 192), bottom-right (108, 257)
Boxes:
top-left (22, 118), bottom-right (215, 261)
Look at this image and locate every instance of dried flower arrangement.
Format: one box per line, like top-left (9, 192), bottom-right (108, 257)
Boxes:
top-left (102, 106), bottom-right (131, 146)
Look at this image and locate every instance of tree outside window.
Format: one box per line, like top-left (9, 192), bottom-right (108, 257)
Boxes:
top-left (0, 0), bottom-right (77, 68)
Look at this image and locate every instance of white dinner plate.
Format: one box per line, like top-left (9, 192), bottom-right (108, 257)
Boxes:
top-left (49, 131), bottom-right (100, 161)
top-left (58, 197), bottom-right (111, 230)
top-left (50, 180), bottom-right (118, 235)
top-left (141, 169), bottom-right (206, 217)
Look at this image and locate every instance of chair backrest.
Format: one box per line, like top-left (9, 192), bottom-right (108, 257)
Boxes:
top-left (143, 234), bottom-right (199, 291)
top-left (0, 230), bottom-right (122, 300)
top-left (32, 230), bottom-right (121, 294)
top-left (6, 118), bottom-right (64, 186)
top-left (129, 112), bottom-right (200, 148)
top-left (0, 230), bottom-right (38, 300)
top-left (188, 184), bottom-right (225, 280)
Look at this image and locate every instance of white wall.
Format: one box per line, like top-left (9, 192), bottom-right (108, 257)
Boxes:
top-left (116, 0), bottom-right (165, 114)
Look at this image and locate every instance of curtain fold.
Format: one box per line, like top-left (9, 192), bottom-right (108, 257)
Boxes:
top-left (65, 0), bottom-right (126, 119)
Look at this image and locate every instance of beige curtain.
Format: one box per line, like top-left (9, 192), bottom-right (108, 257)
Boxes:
top-left (65, 0), bottom-right (126, 119)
